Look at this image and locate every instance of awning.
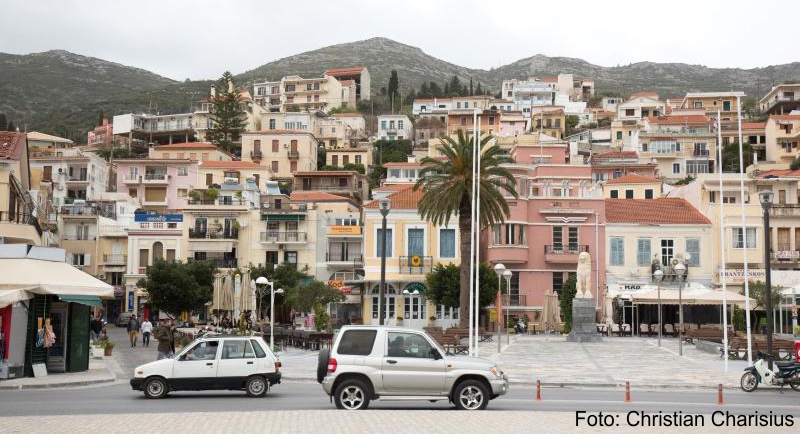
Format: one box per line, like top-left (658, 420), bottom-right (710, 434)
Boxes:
top-left (0, 289), bottom-right (33, 308)
top-left (58, 294), bottom-right (103, 307)
top-left (631, 288), bottom-right (753, 307)
top-left (262, 215), bottom-right (306, 221)
top-left (0, 258), bottom-right (113, 308)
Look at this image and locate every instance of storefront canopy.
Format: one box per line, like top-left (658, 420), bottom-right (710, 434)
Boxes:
top-left (0, 258), bottom-right (113, 308)
top-left (630, 287), bottom-right (753, 307)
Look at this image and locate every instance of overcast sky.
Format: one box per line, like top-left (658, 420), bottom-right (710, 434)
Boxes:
top-left (1, 0), bottom-right (795, 81)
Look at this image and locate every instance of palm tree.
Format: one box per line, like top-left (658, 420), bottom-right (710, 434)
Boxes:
top-left (414, 130), bottom-right (518, 327)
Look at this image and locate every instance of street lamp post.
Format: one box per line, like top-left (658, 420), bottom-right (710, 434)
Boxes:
top-left (255, 276), bottom-right (283, 351)
top-left (503, 269), bottom-right (512, 345)
top-left (674, 262), bottom-right (686, 356)
top-left (759, 190), bottom-right (775, 370)
top-left (379, 199), bottom-right (391, 326)
top-left (653, 269), bottom-right (664, 347)
top-left (494, 263), bottom-right (506, 353)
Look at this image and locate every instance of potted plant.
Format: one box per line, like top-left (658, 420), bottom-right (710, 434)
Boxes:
top-left (396, 316), bottom-right (404, 324)
top-left (429, 315), bottom-right (437, 325)
top-left (91, 343), bottom-right (104, 358)
top-left (206, 188), bottom-right (220, 202)
top-left (99, 340), bottom-right (115, 356)
top-left (187, 190), bottom-right (201, 202)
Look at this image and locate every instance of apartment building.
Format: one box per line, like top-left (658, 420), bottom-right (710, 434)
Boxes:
top-left (253, 74), bottom-right (350, 113)
top-left (123, 212), bottom-right (184, 315)
top-left (446, 110), bottom-right (500, 136)
top-left (680, 92), bottom-right (746, 122)
top-left (482, 141), bottom-right (606, 320)
top-left (760, 84), bottom-right (800, 115)
top-left (114, 159), bottom-right (200, 211)
top-left (197, 160), bottom-right (272, 192)
top-left (602, 97), bottom-right (624, 111)
top-left (87, 118), bottom-right (114, 149)
top-left (362, 186), bottom-right (461, 328)
top-left (26, 131), bottom-right (74, 150)
top-left (148, 142), bottom-right (232, 162)
top-left (603, 174), bottom-right (663, 199)
top-left (254, 189), bottom-right (318, 276)
top-left (719, 121), bottom-right (767, 163)
top-left (412, 98), bottom-right (453, 116)
top-left (257, 112), bottom-right (312, 134)
top-left (0, 131), bottom-right (45, 246)
top-left (29, 152), bottom-right (108, 206)
top-left (95, 198), bottom-right (133, 319)
top-left (315, 117), bottom-right (355, 149)
top-left (414, 117), bottom-right (447, 145)
top-left (331, 113), bottom-right (367, 139)
top-left (500, 78), bottom-right (556, 115)
top-left (241, 130), bottom-right (318, 179)
top-left (377, 115), bottom-right (413, 141)
top-left (59, 201), bottom-right (101, 276)
top-left (590, 151), bottom-right (658, 183)
top-left (326, 147), bottom-right (371, 170)
top-left (636, 115), bottom-right (717, 181)
top-left (530, 107), bottom-right (566, 139)
top-left (292, 171), bottom-right (368, 204)
top-left (112, 113), bottom-right (196, 147)
top-left (764, 114), bottom-right (800, 164)
top-left (498, 112), bottom-right (526, 138)
top-left (383, 160), bottom-right (425, 185)
top-left (323, 67), bottom-right (371, 101)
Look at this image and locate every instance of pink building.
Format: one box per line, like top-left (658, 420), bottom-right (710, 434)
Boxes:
top-left (482, 141), bottom-right (606, 322)
top-left (87, 118), bottom-right (113, 148)
top-left (498, 112), bottom-right (526, 137)
top-left (114, 159), bottom-right (200, 212)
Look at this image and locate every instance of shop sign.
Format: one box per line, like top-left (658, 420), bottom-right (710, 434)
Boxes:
top-left (134, 213), bottom-right (183, 223)
top-left (328, 225), bottom-right (361, 235)
top-left (717, 268), bottom-right (766, 284)
top-left (127, 291), bottom-right (134, 312)
top-left (329, 280), bottom-right (344, 288)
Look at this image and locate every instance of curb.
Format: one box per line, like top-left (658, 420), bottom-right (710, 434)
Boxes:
top-left (0, 376), bottom-right (116, 390)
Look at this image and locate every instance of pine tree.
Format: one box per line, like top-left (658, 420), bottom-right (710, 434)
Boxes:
top-left (0, 113), bottom-right (7, 131)
top-left (419, 82), bottom-right (430, 98)
top-left (388, 70), bottom-right (399, 100)
top-left (475, 82), bottom-right (483, 95)
top-left (448, 76), bottom-right (462, 96)
top-left (98, 109), bottom-right (105, 126)
top-left (444, 83), bottom-right (450, 96)
top-left (207, 71), bottom-right (247, 154)
top-left (6, 120), bottom-right (16, 132)
top-left (429, 82), bottom-right (442, 97)
top-left (469, 77), bottom-right (474, 96)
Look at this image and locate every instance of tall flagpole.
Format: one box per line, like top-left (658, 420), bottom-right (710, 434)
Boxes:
top-left (717, 110), bottom-right (729, 372)
top-left (468, 109), bottom-right (478, 356)
top-left (736, 95), bottom-right (754, 366)
top-left (475, 115), bottom-right (482, 356)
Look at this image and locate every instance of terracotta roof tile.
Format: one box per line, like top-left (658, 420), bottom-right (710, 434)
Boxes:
top-left (742, 122), bottom-right (766, 130)
top-left (606, 174), bottom-right (661, 185)
top-left (383, 162), bottom-right (422, 168)
top-left (364, 186), bottom-right (423, 210)
top-left (26, 131), bottom-right (73, 143)
top-left (593, 151), bottom-right (638, 159)
top-left (293, 171), bottom-right (357, 177)
top-left (244, 130), bottom-right (315, 136)
top-left (199, 161), bottom-right (263, 169)
top-left (755, 169), bottom-right (800, 178)
top-left (645, 115), bottom-right (711, 124)
top-left (0, 132), bottom-right (27, 160)
top-left (290, 191), bottom-right (350, 202)
top-left (605, 198), bottom-right (710, 225)
top-left (769, 115), bottom-right (800, 121)
top-left (153, 142), bottom-right (217, 149)
top-left (324, 67), bottom-right (365, 76)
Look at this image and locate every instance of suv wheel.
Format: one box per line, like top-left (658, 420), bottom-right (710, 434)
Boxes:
top-left (316, 349), bottom-right (330, 383)
top-left (246, 376), bottom-right (268, 397)
top-left (453, 380), bottom-right (488, 410)
top-left (143, 377), bottom-right (168, 399)
top-left (334, 379), bottom-right (371, 410)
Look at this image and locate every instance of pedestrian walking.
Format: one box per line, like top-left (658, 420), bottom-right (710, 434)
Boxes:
top-left (141, 317), bottom-right (153, 347)
top-left (155, 318), bottom-right (175, 360)
top-left (90, 316), bottom-right (104, 343)
top-left (127, 314), bottom-right (140, 347)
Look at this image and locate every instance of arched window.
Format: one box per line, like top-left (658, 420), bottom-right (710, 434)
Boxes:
top-left (152, 242), bottom-right (164, 262)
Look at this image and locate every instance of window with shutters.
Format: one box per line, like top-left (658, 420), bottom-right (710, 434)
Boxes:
top-left (685, 239), bottom-right (700, 266)
top-left (637, 239), bottom-right (651, 266)
top-left (610, 237), bottom-right (624, 266)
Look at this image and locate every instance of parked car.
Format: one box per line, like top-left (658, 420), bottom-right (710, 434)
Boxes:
top-left (116, 312), bottom-right (132, 327)
top-left (317, 326), bottom-right (508, 410)
top-left (130, 334), bottom-right (281, 398)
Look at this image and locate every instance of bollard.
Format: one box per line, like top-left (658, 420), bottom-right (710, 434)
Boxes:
top-left (717, 383), bottom-right (724, 405)
top-left (536, 379), bottom-right (542, 401)
top-left (625, 381), bottom-right (631, 403)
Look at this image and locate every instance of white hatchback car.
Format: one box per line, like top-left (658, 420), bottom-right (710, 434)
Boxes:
top-left (130, 334), bottom-right (281, 398)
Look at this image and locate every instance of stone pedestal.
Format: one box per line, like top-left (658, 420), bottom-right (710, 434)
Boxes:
top-left (567, 298), bottom-right (602, 343)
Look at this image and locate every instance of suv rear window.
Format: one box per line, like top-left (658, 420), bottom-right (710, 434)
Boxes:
top-left (337, 330), bottom-right (377, 355)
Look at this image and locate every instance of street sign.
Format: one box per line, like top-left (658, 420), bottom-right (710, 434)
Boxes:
top-left (489, 309), bottom-right (498, 323)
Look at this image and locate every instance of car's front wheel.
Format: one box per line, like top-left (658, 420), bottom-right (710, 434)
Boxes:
top-left (334, 379), bottom-right (371, 410)
top-left (143, 377), bottom-right (169, 399)
top-left (246, 376), bottom-right (268, 397)
top-left (453, 380), bottom-right (489, 410)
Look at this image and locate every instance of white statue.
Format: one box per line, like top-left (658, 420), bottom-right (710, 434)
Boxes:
top-left (576, 251), bottom-right (592, 298)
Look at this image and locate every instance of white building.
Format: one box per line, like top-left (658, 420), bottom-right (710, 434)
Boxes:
top-left (377, 115), bottom-right (412, 141)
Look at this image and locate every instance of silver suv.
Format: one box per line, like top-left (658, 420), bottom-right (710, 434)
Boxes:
top-left (317, 326), bottom-right (508, 410)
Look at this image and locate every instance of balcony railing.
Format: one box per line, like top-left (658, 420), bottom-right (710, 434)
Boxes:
top-left (144, 173), bottom-right (168, 182)
top-left (103, 254), bottom-right (127, 265)
top-left (693, 149), bottom-right (710, 157)
top-left (544, 245), bottom-right (589, 255)
top-left (251, 150), bottom-right (263, 159)
top-left (259, 231), bottom-right (307, 243)
top-left (769, 205), bottom-right (800, 217)
top-left (59, 205), bottom-right (98, 217)
top-left (65, 175), bottom-right (89, 182)
top-left (386, 128), bottom-right (398, 135)
top-left (61, 234), bottom-right (97, 241)
top-left (770, 250), bottom-right (800, 262)
top-left (187, 198), bottom-right (246, 206)
top-left (189, 228), bottom-right (239, 239)
top-left (287, 151), bottom-right (300, 160)
top-left (187, 257), bottom-right (238, 269)
top-left (260, 201), bottom-right (307, 213)
top-left (501, 294), bottom-right (528, 307)
top-left (399, 256), bottom-right (433, 274)
top-left (123, 175), bottom-right (141, 183)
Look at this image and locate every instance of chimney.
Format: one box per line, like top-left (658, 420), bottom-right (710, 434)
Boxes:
top-left (210, 85), bottom-right (216, 98)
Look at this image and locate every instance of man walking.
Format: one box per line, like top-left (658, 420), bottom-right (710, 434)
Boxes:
top-left (90, 316), bottom-right (104, 344)
top-left (127, 314), bottom-right (140, 347)
top-left (155, 318), bottom-right (175, 360)
top-left (140, 317), bottom-right (153, 348)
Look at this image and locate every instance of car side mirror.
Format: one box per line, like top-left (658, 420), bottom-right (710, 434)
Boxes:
top-left (431, 349), bottom-right (442, 360)
top-left (178, 354), bottom-right (187, 361)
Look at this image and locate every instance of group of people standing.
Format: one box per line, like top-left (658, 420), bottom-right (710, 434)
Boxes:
top-left (125, 314), bottom-right (153, 347)
top-left (127, 315), bottom-right (177, 359)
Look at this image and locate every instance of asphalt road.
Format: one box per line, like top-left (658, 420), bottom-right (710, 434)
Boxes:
top-left (1, 381), bottom-right (799, 416)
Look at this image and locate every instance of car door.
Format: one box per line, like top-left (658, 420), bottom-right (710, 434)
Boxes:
top-left (216, 339), bottom-right (258, 388)
top-left (381, 331), bottom-right (446, 395)
top-left (172, 340), bottom-right (220, 389)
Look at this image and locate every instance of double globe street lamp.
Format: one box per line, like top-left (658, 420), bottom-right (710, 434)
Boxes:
top-left (255, 276), bottom-right (284, 351)
top-left (758, 190), bottom-right (775, 370)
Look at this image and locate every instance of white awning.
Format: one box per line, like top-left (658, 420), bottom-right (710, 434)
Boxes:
top-left (0, 258), bottom-right (113, 308)
top-left (631, 287), bottom-right (753, 307)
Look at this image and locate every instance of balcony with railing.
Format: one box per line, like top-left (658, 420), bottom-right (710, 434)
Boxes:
top-left (260, 200), bottom-right (307, 214)
top-left (187, 256), bottom-right (238, 269)
top-left (103, 254), bottom-right (127, 265)
top-left (251, 150), bottom-right (263, 160)
top-left (544, 245), bottom-right (589, 263)
top-left (501, 294), bottom-right (528, 307)
top-left (186, 197), bottom-right (248, 208)
top-left (386, 128), bottom-right (398, 135)
top-left (123, 175), bottom-right (142, 184)
top-left (326, 252), bottom-right (364, 268)
top-left (59, 205), bottom-right (98, 218)
top-left (770, 249), bottom-right (800, 263)
top-left (399, 256), bottom-right (433, 274)
top-left (287, 151), bottom-right (300, 160)
top-left (65, 174), bottom-right (89, 184)
top-left (486, 244), bottom-right (528, 264)
top-left (61, 234), bottom-right (97, 241)
top-left (143, 173), bottom-right (169, 184)
top-left (259, 231), bottom-right (308, 243)
top-left (189, 228), bottom-right (239, 240)
top-left (769, 205), bottom-right (800, 217)
top-left (693, 149), bottom-right (710, 157)
top-left (763, 95), bottom-right (800, 114)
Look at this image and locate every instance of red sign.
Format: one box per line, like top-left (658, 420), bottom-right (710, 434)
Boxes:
top-left (340, 287), bottom-right (352, 295)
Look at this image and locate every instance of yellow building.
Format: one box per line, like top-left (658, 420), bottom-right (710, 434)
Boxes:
top-left (325, 147), bottom-right (371, 170)
top-left (362, 186), bottom-right (461, 329)
top-left (197, 160), bottom-right (273, 189)
top-left (680, 92), bottom-right (746, 122)
top-left (149, 142), bottom-right (232, 162)
top-left (764, 114), bottom-right (800, 164)
top-left (241, 131), bottom-right (318, 180)
top-left (603, 174), bottom-right (662, 199)
top-left (531, 107), bottom-right (566, 139)
top-left (0, 132), bottom-right (44, 246)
